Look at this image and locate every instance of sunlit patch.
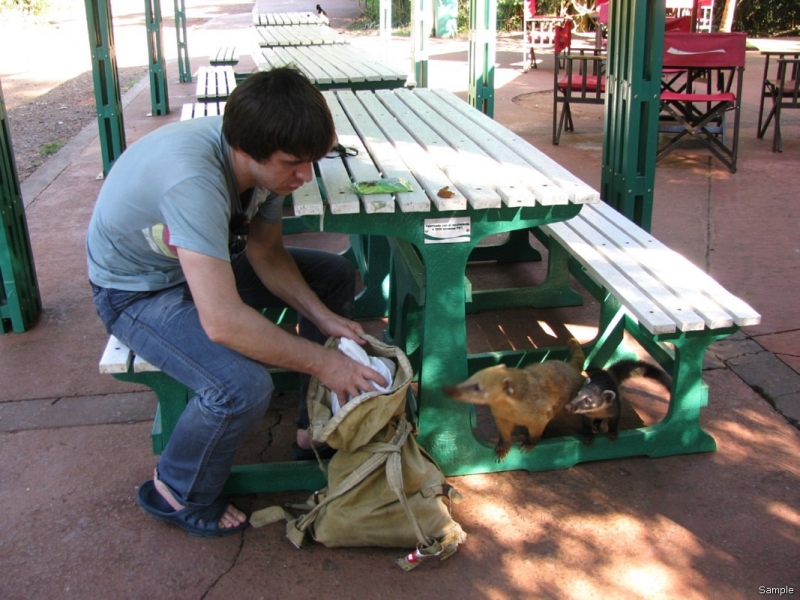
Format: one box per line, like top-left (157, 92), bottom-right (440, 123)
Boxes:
top-left (537, 320), bottom-right (557, 338)
top-left (622, 565), bottom-right (671, 596)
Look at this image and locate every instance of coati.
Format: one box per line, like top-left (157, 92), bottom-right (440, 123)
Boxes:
top-left (442, 338), bottom-right (586, 461)
top-left (563, 359), bottom-right (672, 445)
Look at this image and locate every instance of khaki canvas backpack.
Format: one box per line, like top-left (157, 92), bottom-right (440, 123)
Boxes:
top-left (251, 334), bottom-right (466, 571)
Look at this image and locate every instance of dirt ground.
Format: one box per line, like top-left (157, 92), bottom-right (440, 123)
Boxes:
top-left (0, 0), bottom-right (256, 182)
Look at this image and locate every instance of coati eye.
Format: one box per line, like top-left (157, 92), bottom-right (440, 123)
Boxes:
top-left (471, 383), bottom-right (482, 392)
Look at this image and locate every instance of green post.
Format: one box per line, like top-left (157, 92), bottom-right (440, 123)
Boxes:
top-left (0, 81), bottom-right (41, 333)
top-left (84, 0), bottom-right (126, 176)
top-left (600, 0), bottom-right (666, 231)
top-left (467, 0), bottom-right (496, 116)
top-left (411, 0), bottom-right (430, 87)
top-left (174, 0), bottom-right (191, 83)
top-left (145, 0), bottom-right (170, 116)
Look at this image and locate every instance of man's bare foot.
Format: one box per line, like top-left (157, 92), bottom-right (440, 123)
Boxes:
top-left (152, 468), bottom-right (246, 529)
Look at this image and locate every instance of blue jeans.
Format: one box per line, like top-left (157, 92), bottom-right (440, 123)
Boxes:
top-left (92, 247), bottom-right (356, 507)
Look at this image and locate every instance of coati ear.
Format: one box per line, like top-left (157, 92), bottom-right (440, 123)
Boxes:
top-left (601, 390), bottom-right (617, 403)
top-left (503, 377), bottom-right (515, 396)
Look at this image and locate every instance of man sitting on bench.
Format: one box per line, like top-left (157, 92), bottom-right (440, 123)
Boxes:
top-left (85, 67), bottom-right (386, 538)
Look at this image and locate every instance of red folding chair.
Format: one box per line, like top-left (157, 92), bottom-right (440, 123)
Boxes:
top-left (665, 16), bottom-right (692, 32)
top-left (552, 21), bottom-right (606, 145)
top-left (657, 32), bottom-right (747, 172)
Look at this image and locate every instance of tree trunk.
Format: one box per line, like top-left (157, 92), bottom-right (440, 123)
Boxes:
top-left (718, 0), bottom-right (737, 32)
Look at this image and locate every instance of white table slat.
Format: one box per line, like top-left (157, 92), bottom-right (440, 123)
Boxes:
top-left (324, 94), bottom-right (394, 214)
top-left (258, 46), bottom-right (324, 82)
top-left (586, 203), bottom-right (761, 327)
top-left (256, 24), bottom-right (344, 47)
top-left (543, 221), bottom-right (678, 334)
top-left (317, 156), bottom-right (360, 215)
top-left (328, 91), bottom-right (430, 213)
top-left (352, 90), bottom-right (466, 211)
top-left (254, 13), bottom-right (322, 25)
top-left (389, 89), bottom-right (537, 207)
top-left (301, 46), bottom-right (355, 83)
top-left (429, 89), bottom-right (600, 205)
top-left (339, 45), bottom-right (406, 81)
top-left (410, 89), bottom-right (567, 206)
top-left (329, 45), bottom-right (384, 81)
top-left (289, 180), bottom-right (324, 216)
top-left (277, 47), bottom-right (333, 83)
top-left (375, 90), bottom-right (501, 209)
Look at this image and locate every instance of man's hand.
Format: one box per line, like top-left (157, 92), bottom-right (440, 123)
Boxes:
top-left (317, 313), bottom-right (367, 345)
top-left (317, 348), bottom-right (388, 402)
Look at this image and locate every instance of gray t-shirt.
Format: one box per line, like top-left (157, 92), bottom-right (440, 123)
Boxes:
top-left (86, 116), bottom-right (283, 291)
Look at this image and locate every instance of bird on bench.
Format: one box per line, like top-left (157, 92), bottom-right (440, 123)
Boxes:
top-left (316, 4), bottom-right (330, 25)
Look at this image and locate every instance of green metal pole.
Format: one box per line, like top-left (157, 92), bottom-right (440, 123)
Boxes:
top-left (145, 0), bottom-right (170, 116)
top-left (174, 0), bottom-right (191, 83)
top-left (84, 0), bottom-right (126, 176)
top-left (0, 81), bottom-right (41, 333)
top-left (600, 0), bottom-right (666, 231)
top-left (411, 0), bottom-right (429, 87)
top-left (467, 0), bottom-right (496, 116)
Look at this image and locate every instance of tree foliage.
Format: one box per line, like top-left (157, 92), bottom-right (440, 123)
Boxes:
top-left (351, 0), bottom-right (797, 38)
top-left (731, 0), bottom-right (800, 37)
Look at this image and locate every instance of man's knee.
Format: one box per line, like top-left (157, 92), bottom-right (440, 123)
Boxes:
top-left (204, 362), bottom-right (274, 418)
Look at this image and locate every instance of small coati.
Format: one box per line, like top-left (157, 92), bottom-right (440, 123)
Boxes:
top-left (564, 359), bottom-right (672, 445)
top-left (442, 338), bottom-right (586, 461)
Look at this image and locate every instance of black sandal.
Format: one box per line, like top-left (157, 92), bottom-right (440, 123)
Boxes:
top-left (136, 480), bottom-right (248, 538)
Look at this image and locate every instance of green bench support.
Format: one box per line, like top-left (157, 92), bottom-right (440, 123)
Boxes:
top-left (99, 308), bottom-right (329, 496)
top-left (384, 202), bottom-right (760, 476)
top-left (0, 82), bottom-right (41, 333)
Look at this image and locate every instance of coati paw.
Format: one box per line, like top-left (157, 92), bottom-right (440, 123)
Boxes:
top-left (494, 442), bottom-right (510, 462)
top-left (581, 435), bottom-right (595, 446)
top-left (607, 431), bottom-right (619, 442)
top-left (520, 440), bottom-right (540, 453)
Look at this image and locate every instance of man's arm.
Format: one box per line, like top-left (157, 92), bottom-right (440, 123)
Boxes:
top-left (177, 247), bottom-right (386, 400)
top-left (243, 216), bottom-right (366, 343)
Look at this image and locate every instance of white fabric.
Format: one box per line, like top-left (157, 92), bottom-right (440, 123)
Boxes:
top-left (331, 338), bottom-right (395, 414)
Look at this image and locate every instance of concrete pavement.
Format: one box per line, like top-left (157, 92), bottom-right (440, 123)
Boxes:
top-left (1, 2), bottom-right (798, 598)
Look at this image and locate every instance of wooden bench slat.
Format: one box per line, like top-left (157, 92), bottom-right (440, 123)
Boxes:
top-left (581, 204), bottom-right (735, 330)
top-left (566, 210), bottom-right (709, 331)
top-left (99, 335), bottom-right (133, 374)
top-left (180, 102), bottom-right (226, 121)
top-left (195, 66), bottom-right (236, 101)
top-left (587, 203), bottom-right (761, 327)
top-left (210, 46), bottom-right (239, 66)
top-left (543, 220), bottom-right (679, 334)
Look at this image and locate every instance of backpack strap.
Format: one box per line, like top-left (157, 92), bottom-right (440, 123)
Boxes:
top-left (286, 417), bottom-right (412, 548)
